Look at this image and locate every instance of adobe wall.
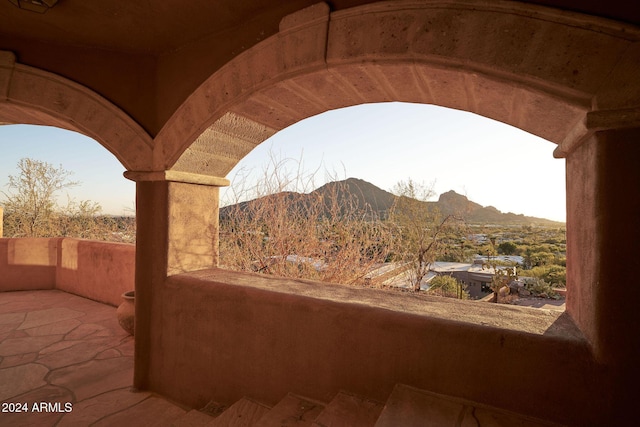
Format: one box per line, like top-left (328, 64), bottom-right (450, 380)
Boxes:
top-left (565, 127), bottom-right (640, 419)
top-left (151, 270), bottom-right (604, 426)
top-left (55, 239), bottom-right (136, 307)
top-left (2, 2), bottom-right (637, 425)
top-left (0, 237), bottom-right (135, 306)
top-left (131, 5), bottom-right (640, 425)
top-left (0, 238), bottom-right (57, 291)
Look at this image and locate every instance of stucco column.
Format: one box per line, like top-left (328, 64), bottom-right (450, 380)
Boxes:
top-left (566, 123), bottom-right (640, 359)
top-left (124, 171), bottom-right (229, 389)
top-left (565, 120), bottom-right (640, 421)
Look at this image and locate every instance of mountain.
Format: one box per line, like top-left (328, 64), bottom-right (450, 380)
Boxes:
top-left (312, 177), bottom-right (396, 214)
top-left (434, 190), bottom-right (562, 225)
top-left (220, 178), bottom-right (564, 226)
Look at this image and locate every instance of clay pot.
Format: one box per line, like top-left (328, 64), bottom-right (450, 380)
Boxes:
top-left (117, 291), bottom-right (135, 335)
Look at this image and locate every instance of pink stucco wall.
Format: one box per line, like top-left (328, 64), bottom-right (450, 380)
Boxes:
top-left (148, 269), bottom-right (601, 426)
top-left (56, 238), bottom-right (136, 306)
top-left (0, 238), bottom-right (57, 291)
top-left (0, 237), bottom-right (134, 306)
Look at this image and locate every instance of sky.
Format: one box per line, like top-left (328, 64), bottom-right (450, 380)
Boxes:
top-left (0, 124), bottom-right (136, 216)
top-left (0, 102), bottom-right (566, 222)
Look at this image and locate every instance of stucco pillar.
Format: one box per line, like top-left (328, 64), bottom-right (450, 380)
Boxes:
top-left (566, 124), bottom-right (640, 360)
top-left (565, 121), bottom-right (640, 421)
top-left (124, 171), bottom-right (229, 390)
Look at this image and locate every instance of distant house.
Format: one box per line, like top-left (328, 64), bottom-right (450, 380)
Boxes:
top-left (431, 260), bottom-right (504, 298)
top-left (473, 255), bottom-right (524, 265)
top-left (375, 259), bottom-right (516, 299)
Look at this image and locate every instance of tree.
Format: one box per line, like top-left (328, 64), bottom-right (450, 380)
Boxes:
top-left (389, 179), bottom-right (464, 292)
top-left (427, 275), bottom-right (469, 299)
top-left (498, 241), bottom-right (518, 255)
top-left (219, 155), bottom-right (393, 285)
top-left (2, 158), bottom-right (79, 237)
top-left (489, 264), bottom-right (517, 303)
top-left (1, 157), bottom-right (123, 240)
top-left (58, 199), bottom-right (104, 239)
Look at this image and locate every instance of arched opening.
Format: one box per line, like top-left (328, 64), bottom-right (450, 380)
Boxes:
top-left (138, 4), bottom-right (639, 422)
top-left (219, 102), bottom-right (566, 305)
top-left (0, 56), bottom-right (145, 306)
top-left (161, 0), bottom-right (639, 176)
top-left (153, 0), bottom-right (638, 341)
top-left (221, 102), bottom-right (565, 222)
top-left (0, 125), bottom-right (137, 419)
top-left (0, 124), bottom-right (135, 239)
top-left (0, 51), bottom-right (153, 173)
top-left (1, 2), bottom-right (632, 423)
top-left (0, 123), bottom-right (136, 305)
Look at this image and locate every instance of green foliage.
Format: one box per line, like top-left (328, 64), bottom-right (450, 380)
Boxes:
top-left (219, 159), bottom-right (567, 295)
top-left (521, 265), bottom-right (566, 287)
top-left (497, 241), bottom-right (518, 255)
top-left (427, 275), bottom-right (469, 299)
top-left (490, 265), bottom-right (517, 302)
top-left (523, 277), bottom-right (560, 298)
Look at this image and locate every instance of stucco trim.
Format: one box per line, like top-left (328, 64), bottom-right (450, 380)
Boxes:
top-left (0, 51), bottom-right (154, 171)
top-left (124, 170), bottom-right (230, 187)
top-left (157, 0), bottom-right (640, 177)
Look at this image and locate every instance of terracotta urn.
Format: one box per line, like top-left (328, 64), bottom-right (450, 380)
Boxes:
top-left (117, 291), bottom-right (135, 335)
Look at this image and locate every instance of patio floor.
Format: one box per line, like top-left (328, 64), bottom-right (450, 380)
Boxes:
top-left (0, 290), bottom-right (191, 426)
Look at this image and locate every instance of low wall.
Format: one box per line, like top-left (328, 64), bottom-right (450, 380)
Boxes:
top-left (0, 237), bottom-right (135, 306)
top-left (0, 237), bottom-right (58, 291)
top-left (149, 269), bottom-right (603, 426)
top-left (56, 238), bottom-right (136, 306)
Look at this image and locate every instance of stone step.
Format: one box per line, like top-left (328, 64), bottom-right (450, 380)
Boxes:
top-left (171, 409), bottom-right (216, 426)
top-left (311, 391), bottom-right (383, 427)
top-left (254, 393), bottom-right (326, 427)
top-left (200, 400), bottom-right (229, 418)
top-left (207, 397), bottom-right (271, 427)
top-left (375, 384), bottom-right (562, 427)
top-left (374, 384), bottom-right (464, 427)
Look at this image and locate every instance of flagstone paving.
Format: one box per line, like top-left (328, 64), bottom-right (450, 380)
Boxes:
top-left (0, 290), bottom-right (190, 426)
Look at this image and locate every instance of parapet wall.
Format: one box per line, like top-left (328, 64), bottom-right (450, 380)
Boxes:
top-left (0, 237), bottom-right (135, 306)
top-left (151, 268), bottom-right (601, 426)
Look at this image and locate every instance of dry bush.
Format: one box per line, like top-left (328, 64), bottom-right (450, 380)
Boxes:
top-left (219, 156), bottom-right (393, 286)
top-left (388, 179), bottom-right (466, 291)
top-left (1, 158), bottom-right (135, 243)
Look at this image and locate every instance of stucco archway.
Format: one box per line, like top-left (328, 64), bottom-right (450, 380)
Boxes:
top-left (0, 51), bottom-right (154, 172)
top-left (128, 5), bottom-right (640, 420)
top-left (156, 1), bottom-right (640, 178)
top-left (1, 1), bottom-right (639, 424)
top-left (145, 0), bottom-right (640, 354)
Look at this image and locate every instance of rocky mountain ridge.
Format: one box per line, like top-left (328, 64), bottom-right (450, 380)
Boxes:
top-left (221, 177), bottom-right (564, 226)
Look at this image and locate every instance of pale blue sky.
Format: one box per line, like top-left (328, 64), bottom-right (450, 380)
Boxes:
top-left (222, 103), bottom-right (566, 222)
top-left (0, 102), bottom-right (566, 221)
top-left (0, 124), bottom-right (136, 215)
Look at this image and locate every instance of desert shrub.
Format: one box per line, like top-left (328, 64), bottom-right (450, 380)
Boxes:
top-left (523, 277), bottom-right (559, 298)
top-left (219, 157), bottom-right (393, 285)
top-left (427, 275), bottom-right (469, 299)
top-left (498, 241), bottom-right (518, 255)
top-left (521, 265), bottom-right (566, 287)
